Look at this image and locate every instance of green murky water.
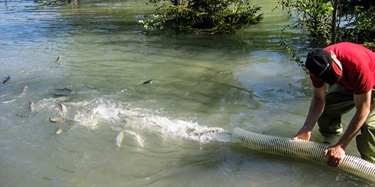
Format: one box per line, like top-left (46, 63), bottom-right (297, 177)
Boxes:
top-left (0, 0), bottom-right (372, 186)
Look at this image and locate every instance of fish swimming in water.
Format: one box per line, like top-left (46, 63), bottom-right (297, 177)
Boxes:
top-left (2, 75), bottom-right (10, 84)
top-left (29, 101), bottom-right (35, 112)
top-left (55, 88), bottom-right (72, 94)
top-left (17, 85), bottom-right (29, 98)
top-left (49, 117), bottom-right (66, 123)
top-left (125, 130), bottom-right (144, 148)
top-left (51, 88), bottom-right (73, 98)
top-left (142, 79), bottom-right (154, 85)
top-left (116, 131), bottom-right (125, 148)
top-left (59, 103), bottom-right (67, 118)
top-left (49, 103), bottom-right (68, 123)
top-left (22, 85), bottom-right (28, 93)
top-left (56, 127), bottom-right (63, 134)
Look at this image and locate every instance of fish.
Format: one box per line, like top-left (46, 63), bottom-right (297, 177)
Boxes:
top-left (29, 101), bottom-right (35, 112)
top-left (125, 130), bottom-right (144, 148)
top-left (22, 85), bottom-right (28, 92)
top-left (51, 88), bottom-right (73, 98)
top-left (142, 79), bottom-right (154, 85)
top-left (17, 85), bottom-right (29, 98)
top-left (2, 75), bottom-right (10, 84)
top-left (68, 0), bottom-right (77, 5)
top-left (55, 88), bottom-right (72, 94)
top-left (116, 131), bottom-right (125, 148)
top-left (49, 117), bottom-right (65, 123)
top-left (59, 103), bottom-right (67, 118)
top-left (56, 127), bottom-right (63, 134)
top-left (56, 56), bottom-right (61, 61)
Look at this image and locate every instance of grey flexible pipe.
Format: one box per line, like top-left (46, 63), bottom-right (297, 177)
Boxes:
top-left (230, 127), bottom-right (375, 183)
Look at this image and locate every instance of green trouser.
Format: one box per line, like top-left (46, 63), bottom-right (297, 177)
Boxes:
top-left (318, 85), bottom-right (375, 163)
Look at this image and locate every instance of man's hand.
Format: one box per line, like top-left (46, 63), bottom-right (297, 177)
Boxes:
top-left (293, 86), bottom-right (326, 141)
top-left (324, 145), bottom-right (346, 167)
top-left (293, 131), bottom-right (311, 141)
top-left (322, 91), bottom-right (371, 167)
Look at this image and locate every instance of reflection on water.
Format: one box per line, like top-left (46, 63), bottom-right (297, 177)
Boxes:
top-left (0, 0), bottom-right (373, 186)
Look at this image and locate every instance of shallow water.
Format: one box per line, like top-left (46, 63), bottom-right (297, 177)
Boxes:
top-left (0, 0), bottom-right (373, 186)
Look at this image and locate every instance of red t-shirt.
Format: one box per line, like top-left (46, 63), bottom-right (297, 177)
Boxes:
top-left (310, 42), bottom-right (375, 94)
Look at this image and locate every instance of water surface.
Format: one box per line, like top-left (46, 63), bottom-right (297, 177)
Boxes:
top-left (0, 0), bottom-right (372, 186)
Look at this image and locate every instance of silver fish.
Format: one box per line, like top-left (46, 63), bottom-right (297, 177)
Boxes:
top-left (125, 130), bottom-right (144, 148)
top-left (116, 131), bottom-right (125, 148)
top-left (29, 101), bottom-right (35, 112)
top-left (49, 117), bottom-right (65, 123)
top-left (59, 103), bottom-right (68, 118)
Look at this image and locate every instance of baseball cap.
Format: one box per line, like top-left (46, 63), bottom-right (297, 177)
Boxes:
top-left (305, 49), bottom-right (342, 85)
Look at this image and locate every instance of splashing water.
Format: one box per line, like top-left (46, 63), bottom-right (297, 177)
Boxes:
top-left (36, 97), bottom-right (232, 145)
top-left (135, 115), bottom-right (231, 143)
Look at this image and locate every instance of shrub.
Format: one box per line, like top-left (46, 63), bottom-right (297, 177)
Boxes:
top-left (139, 0), bottom-right (263, 34)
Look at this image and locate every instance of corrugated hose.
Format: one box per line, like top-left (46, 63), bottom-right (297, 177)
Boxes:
top-left (230, 127), bottom-right (375, 183)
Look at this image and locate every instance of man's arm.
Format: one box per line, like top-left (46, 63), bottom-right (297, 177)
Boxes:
top-left (293, 85), bottom-right (327, 140)
top-left (324, 90), bottom-right (372, 167)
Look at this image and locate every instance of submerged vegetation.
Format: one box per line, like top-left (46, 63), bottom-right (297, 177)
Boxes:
top-left (139, 0), bottom-right (263, 34)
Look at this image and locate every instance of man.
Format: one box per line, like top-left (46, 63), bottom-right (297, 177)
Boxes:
top-left (293, 42), bottom-right (375, 167)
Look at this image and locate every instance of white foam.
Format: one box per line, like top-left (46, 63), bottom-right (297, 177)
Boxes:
top-left (72, 99), bottom-right (136, 129)
top-left (136, 116), bottom-right (228, 143)
top-left (35, 97), bottom-right (230, 143)
top-left (72, 98), bottom-right (230, 143)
